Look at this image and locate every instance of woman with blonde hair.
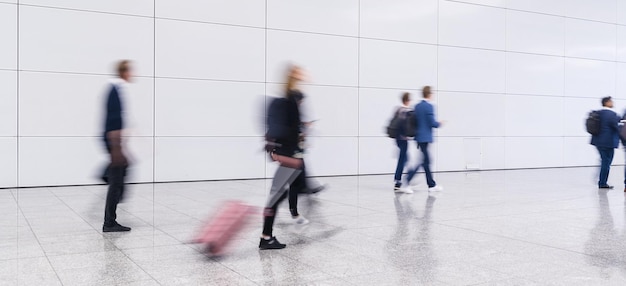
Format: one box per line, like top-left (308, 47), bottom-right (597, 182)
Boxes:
top-left (260, 65), bottom-right (309, 249)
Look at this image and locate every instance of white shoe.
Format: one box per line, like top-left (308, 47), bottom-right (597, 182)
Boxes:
top-left (395, 187), bottom-right (414, 194)
top-left (293, 215), bottom-right (309, 225)
top-left (428, 185), bottom-right (443, 192)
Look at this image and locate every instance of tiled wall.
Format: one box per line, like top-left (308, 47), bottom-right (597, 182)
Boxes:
top-left (2, 0), bottom-right (626, 187)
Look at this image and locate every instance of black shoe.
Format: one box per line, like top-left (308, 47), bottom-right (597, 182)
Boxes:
top-left (599, 185), bottom-right (614, 189)
top-left (103, 223), bottom-right (131, 232)
top-left (259, 236), bottom-right (286, 250)
top-left (394, 182), bottom-right (401, 191)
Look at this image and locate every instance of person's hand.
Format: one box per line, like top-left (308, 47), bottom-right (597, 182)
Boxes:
top-left (439, 120), bottom-right (447, 127)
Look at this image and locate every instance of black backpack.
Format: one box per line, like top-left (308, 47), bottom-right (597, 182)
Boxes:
top-left (386, 109), bottom-right (416, 138)
top-left (586, 110), bottom-right (600, 135)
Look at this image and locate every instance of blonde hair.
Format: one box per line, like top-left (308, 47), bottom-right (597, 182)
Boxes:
top-left (285, 65), bottom-right (301, 96)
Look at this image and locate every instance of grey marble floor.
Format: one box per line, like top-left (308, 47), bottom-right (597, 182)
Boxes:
top-left (2, 167), bottom-right (626, 285)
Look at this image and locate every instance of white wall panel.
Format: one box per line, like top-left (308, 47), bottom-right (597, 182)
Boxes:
top-left (360, 39), bottom-right (437, 89)
top-left (357, 137), bottom-right (414, 175)
top-left (617, 63), bottom-right (626, 100)
top-left (19, 72), bottom-right (153, 137)
top-left (482, 137), bottom-right (505, 169)
top-left (0, 138), bottom-right (17, 188)
top-left (562, 137), bottom-right (599, 167)
top-left (564, 58), bottom-right (616, 98)
top-left (154, 78), bottom-right (264, 136)
top-left (360, 0), bottom-right (437, 43)
top-left (266, 30), bottom-right (358, 86)
top-left (0, 3), bottom-right (16, 70)
top-left (20, 0), bottom-right (154, 17)
top-left (267, 0), bottom-right (358, 36)
top-left (19, 6), bottom-right (154, 76)
top-left (507, 0), bottom-right (564, 16)
top-left (562, 97), bottom-right (603, 137)
top-left (358, 88), bottom-right (421, 137)
top-left (439, 1), bottom-right (505, 50)
top-left (436, 137), bottom-right (466, 171)
top-left (506, 53), bottom-right (564, 96)
top-left (565, 19), bottom-right (616, 61)
top-left (155, 19), bottom-right (264, 82)
top-left (505, 137), bottom-right (563, 168)
top-left (451, 0), bottom-right (505, 7)
top-left (297, 85), bottom-right (359, 137)
top-left (618, 0), bottom-right (626, 25)
top-left (437, 92), bottom-right (505, 137)
top-left (155, 0), bottom-right (265, 28)
top-left (505, 95), bottom-right (564, 137)
top-left (303, 137), bottom-right (358, 176)
top-left (565, 0), bottom-right (616, 23)
top-left (618, 26), bottom-right (626, 62)
top-left (438, 46), bottom-right (505, 93)
top-left (0, 71), bottom-right (16, 136)
top-left (18, 137), bottom-right (108, 186)
top-left (154, 137), bottom-right (265, 182)
top-left (506, 10), bottom-right (564, 56)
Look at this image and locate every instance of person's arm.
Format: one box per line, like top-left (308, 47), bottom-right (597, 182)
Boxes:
top-left (428, 104), bottom-right (440, 128)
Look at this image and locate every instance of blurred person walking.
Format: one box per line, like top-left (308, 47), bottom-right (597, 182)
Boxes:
top-left (392, 92), bottom-right (414, 193)
top-left (260, 65), bottom-right (309, 250)
top-left (403, 86), bottom-right (444, 192)
top-left (590, 96), bottom-right (620, 189)
top-left (101, 60), bottom-right (133, 232)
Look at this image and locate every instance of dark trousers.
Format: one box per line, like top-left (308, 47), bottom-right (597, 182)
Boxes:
top-left (406, 142), bottom-right (436, 188)
top-left (104, 165), bottom-right (127, 226)
top-left (262, 164), bottom-right (305, 237)
top-left (597, 147), bottom-right (614, 187)
top-left (394, 139), bottom-right (408, 182)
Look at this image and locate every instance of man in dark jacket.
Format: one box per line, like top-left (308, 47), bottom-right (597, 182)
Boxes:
top-left (591, 96), bottom-right (620, 189)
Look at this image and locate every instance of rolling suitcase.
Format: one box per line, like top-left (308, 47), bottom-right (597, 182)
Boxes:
top-left (193, 200), bottom-right (255, 256)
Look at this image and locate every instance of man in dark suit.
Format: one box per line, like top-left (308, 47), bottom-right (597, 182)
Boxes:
top-left (102, 60), bottom-right (133, 232)
top-left (404, 86), bottom-right (444, 192)
top-left (591, 96), bottom-right (620, 189)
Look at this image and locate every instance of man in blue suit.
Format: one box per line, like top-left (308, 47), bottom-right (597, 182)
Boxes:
top-left (404, 86), bottom-right (443, 192)
top-left (591, 96), bottom-right (620, 189)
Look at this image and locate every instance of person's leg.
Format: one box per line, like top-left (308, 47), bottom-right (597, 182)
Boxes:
top-left (598, 147), bottom-right (611, 187)
top-left (103, 165), bottom-right (130, 231)
top-left (260, 165), bottom-right (301, 249)
top-left (419, 143), bottom-right (436, 188)
top-left (394, 139), bottom-right (408, 185)
top-left (405, 142), bottom-right (420, 184)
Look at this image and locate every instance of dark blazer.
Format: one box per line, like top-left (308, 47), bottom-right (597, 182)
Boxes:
top-left (414, 100), bottom-right (440, 143)
top-left (103, 84), bottom-right (123, 149)
top-left (591, 109), bottom-right (619, 148)
top-left (266, 91), bottom-right (302, 157)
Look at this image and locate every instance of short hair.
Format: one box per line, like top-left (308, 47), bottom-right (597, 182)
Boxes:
top-left (602, 96), bottom-right (612, 106)
top-left (116, 60), bottom-right (131, 78)
top-left (401, 92), bottom-right (410, 103)
top-left (422, 86), bottom-right (432, 98)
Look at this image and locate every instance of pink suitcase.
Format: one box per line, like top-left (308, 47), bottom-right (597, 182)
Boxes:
top-left (193, 200), bottom-right (256, 256)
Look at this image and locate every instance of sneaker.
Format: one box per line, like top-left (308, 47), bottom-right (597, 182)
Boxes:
top-left (102, 223), bottom-right (131, 232)
top-left (292, 215), bottom-right (309, 225)
top-left (599, 185), bottom-right (614, 189)
top-left (393, 182), bottom-right (401, 191)
top-left (395, 187), bottom-right (414, 194)
top-left (428, 185), bottom-right (443, 192)
top-left (259, 236), bottom-right (286, 250)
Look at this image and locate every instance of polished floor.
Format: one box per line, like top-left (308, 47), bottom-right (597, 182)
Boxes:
top-left (3, 167), bottom-right (626, 285)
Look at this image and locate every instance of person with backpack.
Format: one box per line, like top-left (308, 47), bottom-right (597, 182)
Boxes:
top-left (392, 92), bottom-right (415, 193)
top-left (403, 86), bottom-right (444, 193)
top-left (591, 96), bottom-right (620, 189)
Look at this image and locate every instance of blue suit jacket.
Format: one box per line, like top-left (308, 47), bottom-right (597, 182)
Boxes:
top-left (591, 109), bottom-right (619, 148)
top-left (414, 100), bottom-right (440, 143)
